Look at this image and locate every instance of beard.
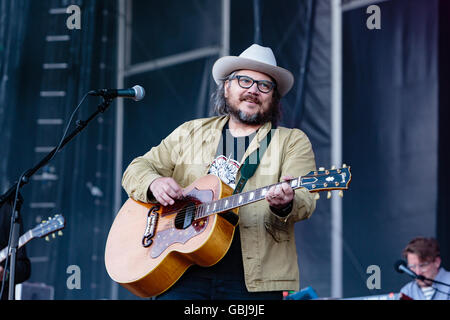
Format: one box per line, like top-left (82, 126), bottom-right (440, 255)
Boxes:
top-left (225, 94), bottom-right (275, 126)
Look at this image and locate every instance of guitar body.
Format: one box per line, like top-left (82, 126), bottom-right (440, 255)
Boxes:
top-left (104, 175), bottom-right (238, 298)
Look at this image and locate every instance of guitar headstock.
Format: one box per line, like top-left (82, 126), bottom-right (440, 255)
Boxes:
top-left (31, 214), bottom-right (66, 241)
top-left (301, 165), bottom-right (352, 198)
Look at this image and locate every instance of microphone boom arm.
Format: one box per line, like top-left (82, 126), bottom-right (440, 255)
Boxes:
top-left (420, 276), bottom-right (450, 288)
top-left (395, 260), bottom-right (450, 288)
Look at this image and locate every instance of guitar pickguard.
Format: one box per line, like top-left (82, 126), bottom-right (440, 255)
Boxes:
top-left (150, 217), bottom-right (208, 258)
top-left (149, 190), bottom-right (213, 258)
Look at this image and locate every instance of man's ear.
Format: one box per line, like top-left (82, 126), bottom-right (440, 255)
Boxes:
top-left (435, 256), bottom-right (442, 268)
top-left (224, 81), bottom-right (229, 98)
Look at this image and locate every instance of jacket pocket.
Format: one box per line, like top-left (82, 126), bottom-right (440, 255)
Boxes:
top-left (264, 214), bottom-right (290, 242)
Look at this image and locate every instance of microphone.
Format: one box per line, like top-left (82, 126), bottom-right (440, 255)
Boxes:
top-left (394, 260), bottom-right (425, 280)
top-left (88, 85), bottom-right (145, 101)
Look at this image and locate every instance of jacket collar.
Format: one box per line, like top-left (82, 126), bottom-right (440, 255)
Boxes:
top-left (204, 115), bottom-right (273, 165)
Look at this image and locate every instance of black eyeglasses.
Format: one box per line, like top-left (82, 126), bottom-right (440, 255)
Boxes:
top-left (228, 75), bottom-right (276, 93)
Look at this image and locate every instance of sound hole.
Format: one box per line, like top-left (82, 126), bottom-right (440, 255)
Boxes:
top-left (174, 201), bottom-right (196, 230)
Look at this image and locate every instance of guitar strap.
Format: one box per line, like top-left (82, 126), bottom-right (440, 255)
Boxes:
top-left (220, 126), bottom-right (274, 226)
top-left (233, 128), bottom-right (272, 195)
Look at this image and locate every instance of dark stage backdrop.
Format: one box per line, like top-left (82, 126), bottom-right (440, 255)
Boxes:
top-left (121, 0), bottom-right (334, 299)
top-left (0, 0), bottom-right (118, 299)
top-left (342, 0), bottom-right (444, 297)
top-left (1, 0), bottom-right (333, 300)
top-left (0, 0), bottom-right (447, 300)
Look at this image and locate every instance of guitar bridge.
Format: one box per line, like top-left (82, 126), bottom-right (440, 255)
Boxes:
top-left (142, 205), bottom-right (159, 248)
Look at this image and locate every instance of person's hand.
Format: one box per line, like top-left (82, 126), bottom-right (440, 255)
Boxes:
top-left (149, 177), bottom-right (184, 206)
top-left (265, 175), bottom-right (294, 209)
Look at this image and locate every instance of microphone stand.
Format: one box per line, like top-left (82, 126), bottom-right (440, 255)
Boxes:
top-left (7, 197), bottom-right (22, 300)
top-left (418, 275), bottom-right (450, 288)
top-left (0, 95), bottom-right (113, 300)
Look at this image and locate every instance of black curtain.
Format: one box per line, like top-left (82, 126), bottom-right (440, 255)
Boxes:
top-left (0, 0), bottom-right (117, 299)
top-left (0, 0), bottom-right (31, 192)
top-left (437, 0), bottom-right (450, 270)
top-left (342, 0), bottom-right (440, 297)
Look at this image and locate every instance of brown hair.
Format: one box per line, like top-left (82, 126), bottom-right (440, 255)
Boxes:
top-left (402, 237), bottom-right (440, 262)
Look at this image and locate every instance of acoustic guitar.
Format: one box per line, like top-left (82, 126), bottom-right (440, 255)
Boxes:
top-left (104, 166), bottom-right (351, 298)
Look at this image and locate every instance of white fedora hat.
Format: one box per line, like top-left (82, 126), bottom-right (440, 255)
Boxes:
top-left (212, 44), bottom-right (294, 96)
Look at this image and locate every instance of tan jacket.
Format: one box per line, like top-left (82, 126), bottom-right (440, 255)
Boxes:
top-left (122, 115), bottom-right (317, 292)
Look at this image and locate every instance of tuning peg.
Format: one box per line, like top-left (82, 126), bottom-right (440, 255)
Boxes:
top-left (327, 191), bottom-right (332, 199)
top-left (58, 231), bottom-right (63, 236)
top-left (342, 164), bottom-right (347, 168)
top-left (339, 190), bottom-right (344, 198)
top-left (45, 236), bottom-right (50, 241)
top-left (331, 165), bottom-right (336, 170)
top-left (319, 167), bottom-right (325, 171)
top-left (52, 233), bottom-right (56, 238)
top-left (314, 193), bottom-right (320, 200)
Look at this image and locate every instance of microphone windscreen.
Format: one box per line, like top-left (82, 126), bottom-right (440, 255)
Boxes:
top-left (132, 85), bottom-right (145, 101)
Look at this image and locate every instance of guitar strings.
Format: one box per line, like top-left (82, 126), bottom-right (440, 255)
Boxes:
top-left (169, 181), bottom-right (295, 226)
top-left (169, 176), bottom-right (339, 225)
top-left (160, 174), bottom-right (346, 228)
top-left (167, 200), bottom-right (230, 226)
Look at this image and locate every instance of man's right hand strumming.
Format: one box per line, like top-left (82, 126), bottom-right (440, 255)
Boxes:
top-left (149, 177), bottom-right (184, 206)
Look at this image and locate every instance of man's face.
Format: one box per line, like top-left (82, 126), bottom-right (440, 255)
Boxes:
top-left (406, 253), bottom-right (441, 287)
top-left (224, 69), bottom-right (275, 125)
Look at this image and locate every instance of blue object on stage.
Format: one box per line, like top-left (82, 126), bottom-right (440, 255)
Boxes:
top-left (285, 286), bottom-right (318, 300)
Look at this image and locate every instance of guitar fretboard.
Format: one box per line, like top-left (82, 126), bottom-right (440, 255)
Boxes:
top-left (191, 166), bottom-right (351, 221)
top-left (0, 230), bottom-right (33, 263)
top-left (194, 177), bottom-right (304, 219)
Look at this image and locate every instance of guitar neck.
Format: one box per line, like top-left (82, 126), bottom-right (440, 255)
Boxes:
top-left (0, 231), bottom-right (33, 263)
top-left (194, 167), bottom-right (351, 220)
top-left (195, 177), bottom-right (304, 219)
